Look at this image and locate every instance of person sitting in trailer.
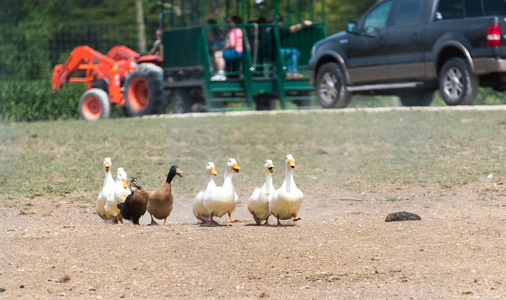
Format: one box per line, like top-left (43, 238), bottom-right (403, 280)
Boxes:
top-left (274, 14), bottom-right (312, 78)
top-left (210, 16), bottom-right (243, 81)
top-left (206, 18), bottom-right (222, 54)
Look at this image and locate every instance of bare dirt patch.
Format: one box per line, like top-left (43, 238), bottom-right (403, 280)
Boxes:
top-left (2, 178), bottom-right (506, 299)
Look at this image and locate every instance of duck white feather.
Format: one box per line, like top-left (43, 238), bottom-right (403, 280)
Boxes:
top-left (95, 158), bottom-right (115, 222)
top-left (204, 158), bottom-right (240, 226)
top-left (105, 167), bottom-right (131, 225)
top-left (269, 155), bottom-right (303, 226)
top-left (193, 162), bottom-right (218, 222)
top-left (247, 160), bottom-right (275, 225)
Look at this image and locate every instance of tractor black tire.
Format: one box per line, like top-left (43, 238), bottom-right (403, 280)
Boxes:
top-left (398, 89), bottom-right (435, 106)
top-left (439, 58), bottom-right (478, 106)
top-left (315, 62), bottom-right (350, 108)
top-left (123, 63), bottom-right (165, 116)
top-left (78, 88), bottom-right (111, 121)
top-left (91, 79), bottom-right (108, 93)
top-left (172, 89), bottom-right (193, 114)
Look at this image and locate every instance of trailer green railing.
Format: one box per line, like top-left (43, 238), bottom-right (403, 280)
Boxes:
top-left (160, 0), bottom-right (326, 113)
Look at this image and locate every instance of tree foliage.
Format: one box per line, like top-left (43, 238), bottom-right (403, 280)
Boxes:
top-left (1, 0), bottom-right (374, 82)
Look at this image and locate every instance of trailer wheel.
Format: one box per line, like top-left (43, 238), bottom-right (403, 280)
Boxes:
top-left (124, 63), bottom-right (165, 116)
top-left (316, 62), bottom-right (350, 108)
top-left (172, 89), bottom-right (193, 114)
top-left (255, 94), bottom-right (276, 110)
top-left (295, 91), bottom-right (312, 107)
top-left (79, 88), bottom-right (111, 121)
top-left (398, 89), bottom-right (434, 106)
top-left (439, 58), bottom-right (478, 105)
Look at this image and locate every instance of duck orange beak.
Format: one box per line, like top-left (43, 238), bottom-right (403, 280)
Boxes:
top-left (289, 159), bottom-right (295, 168)
top-left (233, 163), bottom-right (240, 173)
top-left (211, 166), bottom-right (217, 175)
top-left (267, 163), bottom-right (274, 173)
top-left (122, 178), bottom-right (128, 188)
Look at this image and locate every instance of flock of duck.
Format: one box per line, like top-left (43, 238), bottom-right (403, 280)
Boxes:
top-left (95, 155), bottom-right (303, 227)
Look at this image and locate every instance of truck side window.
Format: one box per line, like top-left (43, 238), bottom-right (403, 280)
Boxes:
top-left (483, 0), bottom-right (506, 16)
top-left (464, 0), bottom-right (483, 17)
top-left (464, 0), bottom-right (483, 18)
top-left (436, 0), bottom-right (464, 20)
top-left (362, 0), bottom-right (393, 34)
top-left (393, 0), bottom-right (423, 26)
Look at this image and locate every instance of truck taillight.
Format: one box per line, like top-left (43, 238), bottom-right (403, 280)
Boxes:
top-left (487, 25), bottom-right (501, 47)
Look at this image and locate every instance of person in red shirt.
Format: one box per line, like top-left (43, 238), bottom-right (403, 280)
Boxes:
top-left (211, 16), bottom-right (243, 81)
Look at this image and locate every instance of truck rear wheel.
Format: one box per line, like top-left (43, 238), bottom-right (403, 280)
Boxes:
top-left (79, 88), bottom-right (111, 121)
top-left (439, 58), bottom-right (478, 105)
top-left (124, 63), bottom-right (165, 116)
top-left (316, 62), bottom-right (350, 108)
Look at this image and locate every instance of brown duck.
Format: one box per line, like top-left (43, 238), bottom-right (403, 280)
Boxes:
top-left (117, 178), bottom-right (149, 225)
top-left (147, 165), bottom-right (183, 225)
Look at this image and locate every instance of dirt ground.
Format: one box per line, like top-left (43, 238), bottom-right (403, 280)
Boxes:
top-left (2, 178), bottom-right (506, 299)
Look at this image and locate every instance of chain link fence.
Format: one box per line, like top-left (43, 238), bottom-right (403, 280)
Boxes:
top-left (0, 14), bottom-right (355, 83)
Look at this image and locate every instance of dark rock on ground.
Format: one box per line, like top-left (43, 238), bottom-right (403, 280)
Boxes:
top-left (385, 211), bottom-right (421, 222)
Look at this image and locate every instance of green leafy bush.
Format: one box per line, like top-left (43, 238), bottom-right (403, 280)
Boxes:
top-left (0, 81), bottom-right (127, 122)
top-left (0, 81), bottom-right (83, 121)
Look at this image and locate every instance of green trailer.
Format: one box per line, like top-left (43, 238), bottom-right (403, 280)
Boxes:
top-left (157, 0), bottom-right (327, 113)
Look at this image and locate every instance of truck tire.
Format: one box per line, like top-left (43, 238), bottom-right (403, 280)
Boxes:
top-left (172, 89), bottom-right (192, 114)
top-left (398, 89), bottom-right (434, 106)
top-left (124, 63), bottom-right (164, 116)
top-left (79, 88), bottom-right (111, 121)
top-left (439, 58), bottom-right (478, 106)
top-left (315, 62), bottom-right (350, 108)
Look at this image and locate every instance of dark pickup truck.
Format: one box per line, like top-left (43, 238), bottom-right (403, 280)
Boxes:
top-left (309, 0), bottom-right (506, 108)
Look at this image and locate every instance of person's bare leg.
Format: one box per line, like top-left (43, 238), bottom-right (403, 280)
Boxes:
top-left (214, 52), bottom-right (225, 71)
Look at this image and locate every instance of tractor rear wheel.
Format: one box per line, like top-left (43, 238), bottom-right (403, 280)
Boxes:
top-left (79, 88), bottom-right (111, 121)
top-left (124, 63), bottom-right (165, 116)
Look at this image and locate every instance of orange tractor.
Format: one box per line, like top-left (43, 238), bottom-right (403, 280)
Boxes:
top-left (52, 45), bottom-right (166, 120)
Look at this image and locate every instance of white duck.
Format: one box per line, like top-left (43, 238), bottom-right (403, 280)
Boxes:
top-left (105, 167), bottom-right (131, 225)
top-left (247, 159), bottom-right (275, 225)
top-left (228, 182), bottom-right (240, 222)
top-left (204, 158), bottom-right (240, 226)
top-left (95, 157), bottom-right (115, 223)
top-left (269, 154), bottom-right (303, 226)
top-left (193, 162), bottom-right (218, 222)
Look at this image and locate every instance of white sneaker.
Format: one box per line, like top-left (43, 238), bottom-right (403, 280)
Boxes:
top-left (211, 74), bottom-right (226, 81)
